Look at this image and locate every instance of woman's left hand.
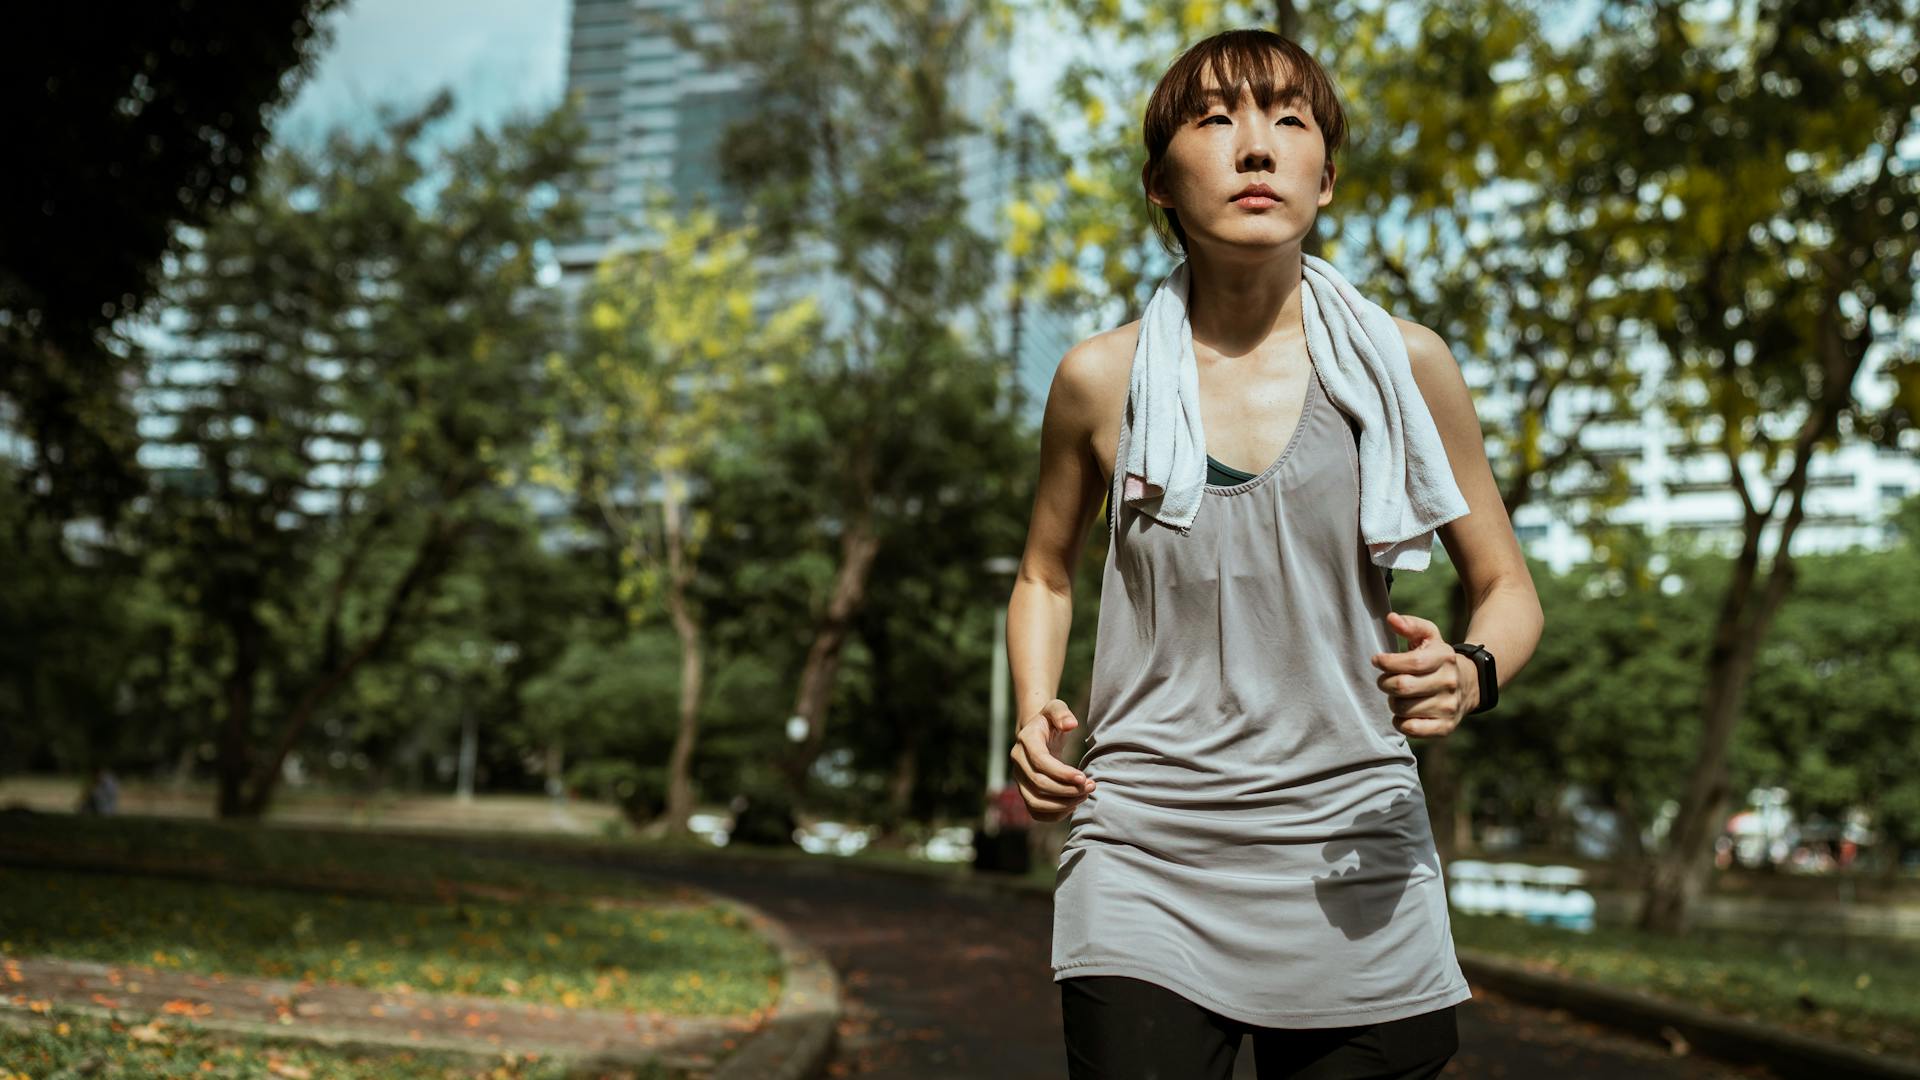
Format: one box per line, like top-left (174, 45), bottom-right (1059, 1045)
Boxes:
top-left (1370, 610), bottom-right (1477, 738)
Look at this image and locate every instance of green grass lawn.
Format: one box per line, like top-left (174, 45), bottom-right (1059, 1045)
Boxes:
top-left (0, 1003), bottom-right (679, 1079)
top-left (0, 811), bottom-right (695, 905)
top-left (0, 863), bottom-right (782, 1018)
top-left (1450, 912), bottom-right (1920, 1060)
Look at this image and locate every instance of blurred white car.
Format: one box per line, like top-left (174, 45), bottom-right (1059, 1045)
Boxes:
top-left (686, 811), bottom-right (733, 847)
top-left (912, 826), bottom-right (977, 864)
top-left (794, 819), bottom-right (874, 856)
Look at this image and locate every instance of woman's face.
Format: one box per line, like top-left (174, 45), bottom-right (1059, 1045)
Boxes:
top-left (1146, 60), bottom-right (1335, 257)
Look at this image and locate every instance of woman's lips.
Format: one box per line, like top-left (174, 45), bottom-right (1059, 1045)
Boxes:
top-left (1233, 195), bottom-right (1278, 208)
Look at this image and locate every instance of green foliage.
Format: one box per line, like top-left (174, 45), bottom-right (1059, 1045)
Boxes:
top-left (122, 92), bottom-right (590, 814)
top-left (519, 630), bottom-right (684, 817)
top-left (1453, 912), bottom-right (1920, 1059)
top-left (1746, 533), bottom-right (1920, 853)
top-left (0, 474), bottom-right (160, 775)
top-left (1392, 513), bottom-right (1920, 866)
top-left (534, 199), bottom-right (819, 623)
top-left (0, 1), bottom-right (344, 522)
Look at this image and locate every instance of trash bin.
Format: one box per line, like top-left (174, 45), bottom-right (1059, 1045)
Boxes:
top-left (974, 784), bottom-right (1034, 875)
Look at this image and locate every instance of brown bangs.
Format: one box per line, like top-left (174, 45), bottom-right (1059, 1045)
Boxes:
top-left (1141, 29), bottom-right (1348, 254)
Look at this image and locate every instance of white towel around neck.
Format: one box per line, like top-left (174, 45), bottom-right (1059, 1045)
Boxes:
top-left (1120, 255), bottom-right (1470, 571)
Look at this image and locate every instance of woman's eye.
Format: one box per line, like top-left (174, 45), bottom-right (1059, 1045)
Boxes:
top-left (1201, 113), bottom-right (1304, 127)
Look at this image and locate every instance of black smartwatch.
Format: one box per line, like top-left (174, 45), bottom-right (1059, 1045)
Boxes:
top-left (1452, 642), bottom-right (1498, 714)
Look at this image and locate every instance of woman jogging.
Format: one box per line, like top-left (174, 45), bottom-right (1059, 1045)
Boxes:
top-left (1006, 28), bottom-right (1545, 1080)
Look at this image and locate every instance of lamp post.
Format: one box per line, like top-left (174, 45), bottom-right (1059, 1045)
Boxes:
top-left (982, 555), bottom-right (1022, 829)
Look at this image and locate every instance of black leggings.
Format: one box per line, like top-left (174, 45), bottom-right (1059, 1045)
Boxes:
top-left (1061, 975), bottom-right (1459, 1080)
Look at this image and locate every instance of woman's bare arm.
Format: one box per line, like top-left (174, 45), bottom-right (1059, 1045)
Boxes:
top-left (1397, 319), bottom-right (1545, 701)
top-left (1005, 340), bottom-right (1110, 816)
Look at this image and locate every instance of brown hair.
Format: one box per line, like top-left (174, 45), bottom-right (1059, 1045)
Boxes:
top-left (1141, 29), bottom-right (1349, 256)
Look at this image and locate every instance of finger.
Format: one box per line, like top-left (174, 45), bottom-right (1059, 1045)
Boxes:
top-left (1375, 667), bottom-right (1455, 696)
top-left (1019, 779), bottom-right (1090, 816)
top-left (1372, 647), bottom-right (1447, 674)
top-left (1013, 731), bottom-right (1093, 795)
top-left (1387, 688), bottom-right (1454, 718)
top-left (1037, 701), bottom-right (1091, 774)
top-left (1019, 703), bottom-right (1082, 754)
top-left (1392, 713), bottom-right (1455, 738)
top-left (1385, 669), bottom-right (1463, 717)
top-left (1385, 610), bottom-right (1443, 645)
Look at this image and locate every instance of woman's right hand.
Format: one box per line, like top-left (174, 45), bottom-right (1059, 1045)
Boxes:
top-left (1010, 698), bottom-right (1096, 823)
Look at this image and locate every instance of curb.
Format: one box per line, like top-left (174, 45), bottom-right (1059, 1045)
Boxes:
top-left (703, 894), bottom-right (841, 1080)
top-left (1454, 950), bottom-right (1920, 1080)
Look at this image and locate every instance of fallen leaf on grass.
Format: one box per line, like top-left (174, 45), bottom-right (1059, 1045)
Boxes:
top-left (128, 1020), bottom-right (170, 1044)
top-left (162, 999), bottom-right (214, 1017)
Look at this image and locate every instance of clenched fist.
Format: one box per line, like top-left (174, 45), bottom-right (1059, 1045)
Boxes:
top-left (1372, 610), bottom-right (1477, 738)
top-left (1009, 698), bottom-right (1096, 823)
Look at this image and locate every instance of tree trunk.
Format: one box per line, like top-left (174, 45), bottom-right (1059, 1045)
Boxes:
top-left (215, 601), bottom-right (263, 819)
top-left (781, 510), bottom-right (883, 797)
top-left (879, 738), bottom-right (919, 842)
top-left (1640, 508), bottom-right (1801, 933)
top-left (1638, 645), bottom-right (1754, 932)
top-left (660, 480), bottom-right (705, 839)
top-left (224, 518), bottom-right (460, 819)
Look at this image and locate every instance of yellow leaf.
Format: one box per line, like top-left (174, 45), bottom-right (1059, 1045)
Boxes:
top-left (1181, 0), bottom-right (1217, 34)
top-left (590, 301), bottom-right (622, 335)
top-left (1043, 259), bottom-right (1077, 297)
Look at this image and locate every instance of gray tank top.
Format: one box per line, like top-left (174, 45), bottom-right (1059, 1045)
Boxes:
top-left (1051, 354), bottom-right (1473, 1027)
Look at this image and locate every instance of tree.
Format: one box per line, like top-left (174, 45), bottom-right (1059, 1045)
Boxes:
top-left (1572, 0), bottom-right (1920, 933)
top-left (659, 0), bottom-right (1013, 801)
top-left (532, 200), bottom-right (820, 836)
top-left (0, 2), bottom-right (342, 523)
top-left (141, 94), bottom-right (589, 818)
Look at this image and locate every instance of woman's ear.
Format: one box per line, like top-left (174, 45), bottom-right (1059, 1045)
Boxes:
top-left (1143, 160), bottom-right (1172, 209)
top-left (1317, 160), bottom-right (1338, 207)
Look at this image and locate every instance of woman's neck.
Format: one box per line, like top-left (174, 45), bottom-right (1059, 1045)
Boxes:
top-left (1186, 246), bottom-right (1306, 354)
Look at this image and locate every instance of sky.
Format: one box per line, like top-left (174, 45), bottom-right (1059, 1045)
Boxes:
top-left (276, 0), bottom-right (1073, 144)
top-left (277, 0), bottom-right (572, 146)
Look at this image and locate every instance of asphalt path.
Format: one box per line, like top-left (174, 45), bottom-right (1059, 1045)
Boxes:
top-left (505, 846), bottom-right (1770, 1080)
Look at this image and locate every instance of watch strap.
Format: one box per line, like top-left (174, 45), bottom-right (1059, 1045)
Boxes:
top-left (1452, 642), bottom-right (1497, 714)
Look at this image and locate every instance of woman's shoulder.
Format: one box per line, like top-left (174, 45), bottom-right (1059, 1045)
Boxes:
top-left (1390, 316), bottom-right (1450, 364)
top-left (1048, 320), bottom-right (1139, 422)
top-left (1067, 319), bottom-right (1136, 374)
